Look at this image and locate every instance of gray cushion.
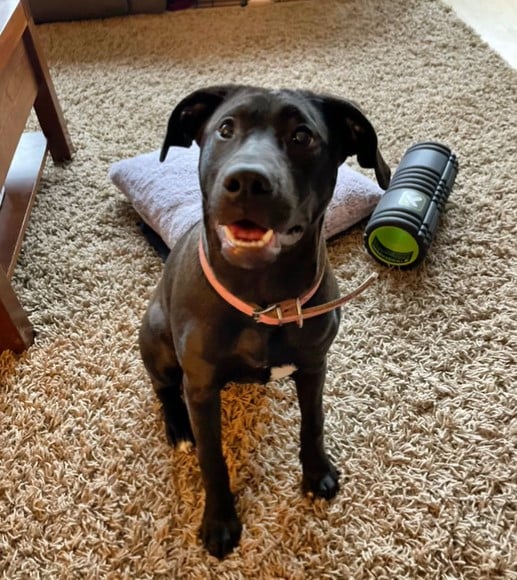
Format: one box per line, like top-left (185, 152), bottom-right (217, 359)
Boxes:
top-left (108, 146), bottom-right (384, 251)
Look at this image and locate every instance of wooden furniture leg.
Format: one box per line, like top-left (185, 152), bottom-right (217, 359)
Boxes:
top-left (0, 267), bottom-right (33, 353)
top-left (21, 0), bottom-right (73, 163)
top-left (0, 0), bottom-right (73, 354)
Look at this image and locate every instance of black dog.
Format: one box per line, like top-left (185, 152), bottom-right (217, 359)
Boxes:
top-left (139, 85), bottom-right (390, 558)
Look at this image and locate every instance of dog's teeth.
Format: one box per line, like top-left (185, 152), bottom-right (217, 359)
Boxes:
top-left (224, 226), bottom-right (274, 248)
top-left (223, 225), bottom-right (233, 240)
top-left (262, 229), bottom-right (273, 244)
top-left (235, 238), bottom-right (265, 248)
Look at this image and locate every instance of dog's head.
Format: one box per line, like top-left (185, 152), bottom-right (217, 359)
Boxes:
top-left (160, 85), bottom-right (390, 269)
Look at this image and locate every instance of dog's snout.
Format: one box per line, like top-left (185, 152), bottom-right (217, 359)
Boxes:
top-left (223, 167), bottom-right (273, 197)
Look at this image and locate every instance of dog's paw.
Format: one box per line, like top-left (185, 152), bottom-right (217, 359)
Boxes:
top-left (164, 419), bottom-right (195, 449)
top-left (303, 465), bottom-right (340, 500)
top-left (200, 511), bottom-right (242, 559)
top-left (176, 439), bottom-right (195, 453)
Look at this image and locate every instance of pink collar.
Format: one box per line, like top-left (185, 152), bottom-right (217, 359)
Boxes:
top-left (199, 237), bottom-right (377, 328)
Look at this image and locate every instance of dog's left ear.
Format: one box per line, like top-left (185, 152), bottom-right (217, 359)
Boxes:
top-left (160, 85), bottom-right (239, 162)
top-left (310, 94), bottom-right (391, 190)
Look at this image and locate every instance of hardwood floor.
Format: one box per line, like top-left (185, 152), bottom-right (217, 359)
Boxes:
top-left (441, 0), bottom-right (517, 68)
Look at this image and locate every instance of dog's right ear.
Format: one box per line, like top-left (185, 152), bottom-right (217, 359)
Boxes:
top-left (160, 85), bottom-right (239, 162)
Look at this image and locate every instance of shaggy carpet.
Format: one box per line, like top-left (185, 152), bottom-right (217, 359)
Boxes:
top-left (1, 0), bottom-right (515, 577)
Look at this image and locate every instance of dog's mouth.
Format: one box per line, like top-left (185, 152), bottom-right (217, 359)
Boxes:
top-left (216, 220), bottom-right (304, 268)
top-left (223, 220), bottom-right (275, 248)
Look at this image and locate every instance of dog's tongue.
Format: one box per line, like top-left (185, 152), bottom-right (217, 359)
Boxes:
top-left (228, 220), bottom-right (268, 241)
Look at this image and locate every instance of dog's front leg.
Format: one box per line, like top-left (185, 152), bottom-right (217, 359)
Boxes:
top-left (184, 378), bottom-right (242, 559)
top-left (294, 363), bottom-right (340, 499)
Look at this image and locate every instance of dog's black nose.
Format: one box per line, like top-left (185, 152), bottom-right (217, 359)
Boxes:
top-left (223, 166), bottom-right (273, 197)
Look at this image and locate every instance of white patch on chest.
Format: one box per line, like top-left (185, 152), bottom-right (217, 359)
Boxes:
top-left (269, 364), bottom-right (298, 381)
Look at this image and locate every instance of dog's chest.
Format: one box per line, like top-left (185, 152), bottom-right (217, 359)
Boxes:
top-left (269, 364), bottom-right (298, 380)
top-left (232, 327), bottom-right (298, 382)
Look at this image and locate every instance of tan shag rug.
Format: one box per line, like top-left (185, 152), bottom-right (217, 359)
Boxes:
top-left (1, 1), bottom-right (515, 577)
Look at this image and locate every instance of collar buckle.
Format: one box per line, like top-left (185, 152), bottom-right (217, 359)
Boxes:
top-left (252, 303), bottom-right (279, 322)
top-left (253, 299), bottom-right (304, 327)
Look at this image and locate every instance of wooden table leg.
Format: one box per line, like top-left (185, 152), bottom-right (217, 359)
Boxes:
top-left (21, 0), bottom-right (73, 162)
top-left (0, 265), bottom-right (33, 353)
top-left (0, 1), bottom-right (74, 353)
top-left (0, 132), bottom-right (47, 353)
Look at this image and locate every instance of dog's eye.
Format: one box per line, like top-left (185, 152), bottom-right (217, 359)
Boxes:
top-left (218, 119), bottom-right (235, 140)
top-left (292, 126), bottom-right (314, 147)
